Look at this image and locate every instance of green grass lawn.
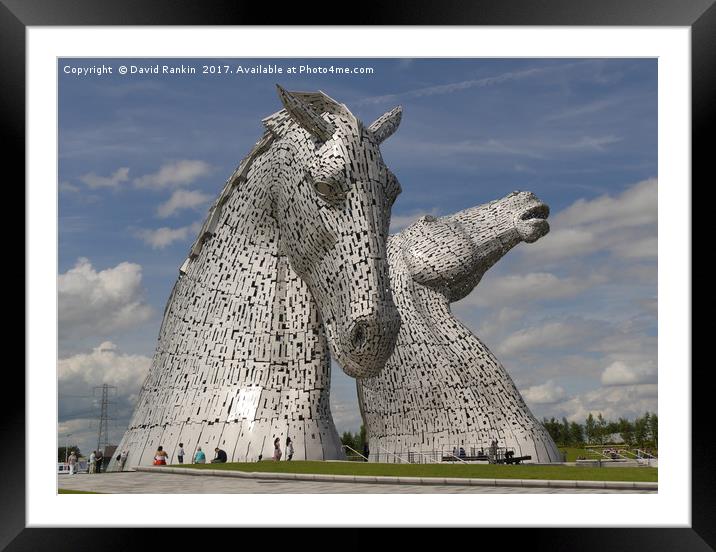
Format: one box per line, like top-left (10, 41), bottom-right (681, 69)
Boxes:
top-left (558, 446), bottom-right (658, 462)
top-left (560, 447), bottom-right (593, 461)
top-left (171, 460), bottom-right (657, 483)
top-left (58, 489), bottom-right (101, 494)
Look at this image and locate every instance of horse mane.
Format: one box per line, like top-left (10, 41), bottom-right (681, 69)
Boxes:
top-left (182, 91), bottom-right (358, 271)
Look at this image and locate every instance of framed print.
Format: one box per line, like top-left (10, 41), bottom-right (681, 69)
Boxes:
top-left (9, 0), bottom-right (710, 548)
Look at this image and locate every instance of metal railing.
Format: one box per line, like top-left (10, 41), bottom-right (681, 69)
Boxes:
top-left (361, 445), bottom-right (518, 464)
top-left (341, 444), bottom-right (368, 462)
top-left (578, 446), bottom-right (657, 465)
top-left (376, 445), bottom-right (411, 464)
top-left (635, 449), bottom-right (656, 459)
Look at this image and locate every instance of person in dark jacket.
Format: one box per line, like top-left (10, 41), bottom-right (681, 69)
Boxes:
top-left (211, 448), bottom-right (227, 463)
top-left (95, 450), bottom-right (104, 473)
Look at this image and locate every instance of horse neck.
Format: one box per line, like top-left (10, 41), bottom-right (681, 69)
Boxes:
top-left (363, 235), bottom-right (532, 423)
top-left (443, 206), bottom-right (522, 299)
top-left (172, 167), bottom-right (332, 401)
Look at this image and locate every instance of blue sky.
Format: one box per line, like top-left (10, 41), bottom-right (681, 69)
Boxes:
top-left (58, 58), bottom-right (657, 455)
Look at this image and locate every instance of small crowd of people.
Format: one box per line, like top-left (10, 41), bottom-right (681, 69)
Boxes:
top-left (450, 440), bottom-right (499, 461)
top-left (151, 436), bottom-right (296, 466)
top-left (603, 448), bottom-right (621, 459)
top-left (272, 437), bottom-right (294, 461)
top-left (65, 448), bottom-right (129, 474)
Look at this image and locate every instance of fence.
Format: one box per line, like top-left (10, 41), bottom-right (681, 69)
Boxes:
top-left (364, 445), bottom-right (515, 464)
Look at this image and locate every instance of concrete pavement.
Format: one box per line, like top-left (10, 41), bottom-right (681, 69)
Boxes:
top-left (57, 471), bottom-right (656, 494)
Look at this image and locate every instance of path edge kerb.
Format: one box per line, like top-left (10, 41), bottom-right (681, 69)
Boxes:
top-left (134, 466), bottom-right (657, 491)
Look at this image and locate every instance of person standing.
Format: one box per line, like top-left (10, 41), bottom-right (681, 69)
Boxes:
top-left (89, 451), bottom-right (96, 474)
top-left (194, 447), bottom-right (206, 464)
top-left (285, 437), bottom-right (294, 461)
top-left (95, 450), bottom-right (104, 473)
top-left (489, 439), bottom-right (498, 464)
top-left (273, 438), bottom-right (282, 461)
top-left (119, 450), bottom-right (128, 471)
top-left (68, 451), bottom-right (77, 475)
top-left (177, 443), bottom-right (185, 464)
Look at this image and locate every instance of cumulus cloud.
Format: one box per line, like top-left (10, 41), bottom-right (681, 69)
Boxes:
top-left (521, 380), bottom-right (566, 404)
top-left (524, 178), bottom-right (657, 262)
top-left (601, 360), bottom-right (657, 386)
top-left (156, 189), bottom-right (212, 218)
top-left (330, 398), bottom-right (364, 436)
top-left (611, 237), bottom-right (658, 259)
top-left (497, 318), bottom-right (607, 356)
top-left (58, 258), bottom-right (153, 339)
top-left (79, 167), bottom-right (130, 189)
top-left (58, 342), bottom-right (152, 455)
top-left (548, 384), bottom-right (657, 422)
top-left (135, 221), bottom-right (201, 249)
top-left (134, 160), bottom-right (211, 189)
top-left (461, 271), bottom-right (607, 308)
top-left (59, 341), bottom-right (151, 398)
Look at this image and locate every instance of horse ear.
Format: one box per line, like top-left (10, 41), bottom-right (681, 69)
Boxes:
top-left (276, 84), bottom-right (335, 141)
top-left (368, 106), bottom-right (402, 144)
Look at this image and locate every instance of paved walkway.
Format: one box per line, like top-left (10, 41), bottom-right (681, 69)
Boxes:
top-left (58, 472), bottom-right (656, 494)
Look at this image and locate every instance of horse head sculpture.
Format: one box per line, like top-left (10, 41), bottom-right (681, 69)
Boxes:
top-left (113, 87), bottom-right (405, 467)
top-left (264, 86), bottom-right (403, 378)
top-left (358, 190), bottom-right (562, 463)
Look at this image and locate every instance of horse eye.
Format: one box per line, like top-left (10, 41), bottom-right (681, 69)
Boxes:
top-left (315, 180), bottom-right (333, 197)
top-left (314, 179), bottom-right (346, 203)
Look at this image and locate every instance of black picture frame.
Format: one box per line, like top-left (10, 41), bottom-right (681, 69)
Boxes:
top-left (7, 0), bottom-right (708, 548)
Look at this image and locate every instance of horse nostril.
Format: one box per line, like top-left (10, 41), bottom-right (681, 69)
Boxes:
top-left (351, 322), bottom-right (367, 350)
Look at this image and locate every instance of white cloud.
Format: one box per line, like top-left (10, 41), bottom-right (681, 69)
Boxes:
top-left (330, 398), bottom-right (363, 436)
top-left (524, 178), bottom-right (657, 262)
top-left (58, 258), bottom-right (153, 339)
top-left (134, 160), bottom-right (211, 189)
top-left (542, 98), bottom-right (621, 123)
top-left (497, 318), bottom-right (604, 356)
top-left (556, 178), bottom-right (657, 228)
top-left (463, 306), bottom-right (526, 344)
top-left (59, 181), bottom-right (80, 193)
top-left (460, 271), bottom-right (607, 308)
top-left (601, 360), bottom-right (657, 386)
top-left (521, 380), bottom-right (566, 404)
top-left (135, 221), bottom-right (201, 249)
top-left (611, 237), bottom-right (658, 259)
top-left (389, 208), bottom-right (440, 233)
top-left (358, 64), bottom-right (570, 105)
top-left (156, 189), bottom-right (212, 218)
top-left (550, 384), bottom-right (657, 422)
top-left (58, 342), bottom-right (152, 455)
top-left (59, 342), bottom-right (151, 397)
top-left (564, 135), bottom-right (623, 151)
top-left (80, 167), bottom-right (130, 189)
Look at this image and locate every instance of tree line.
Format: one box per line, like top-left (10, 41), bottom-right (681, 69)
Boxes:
top-left (340, 425), bottom-right (368, 456)
top-left (542, 412), bottom-right (658, 448)
top-left (58, 445), bottom-right (82, 462)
